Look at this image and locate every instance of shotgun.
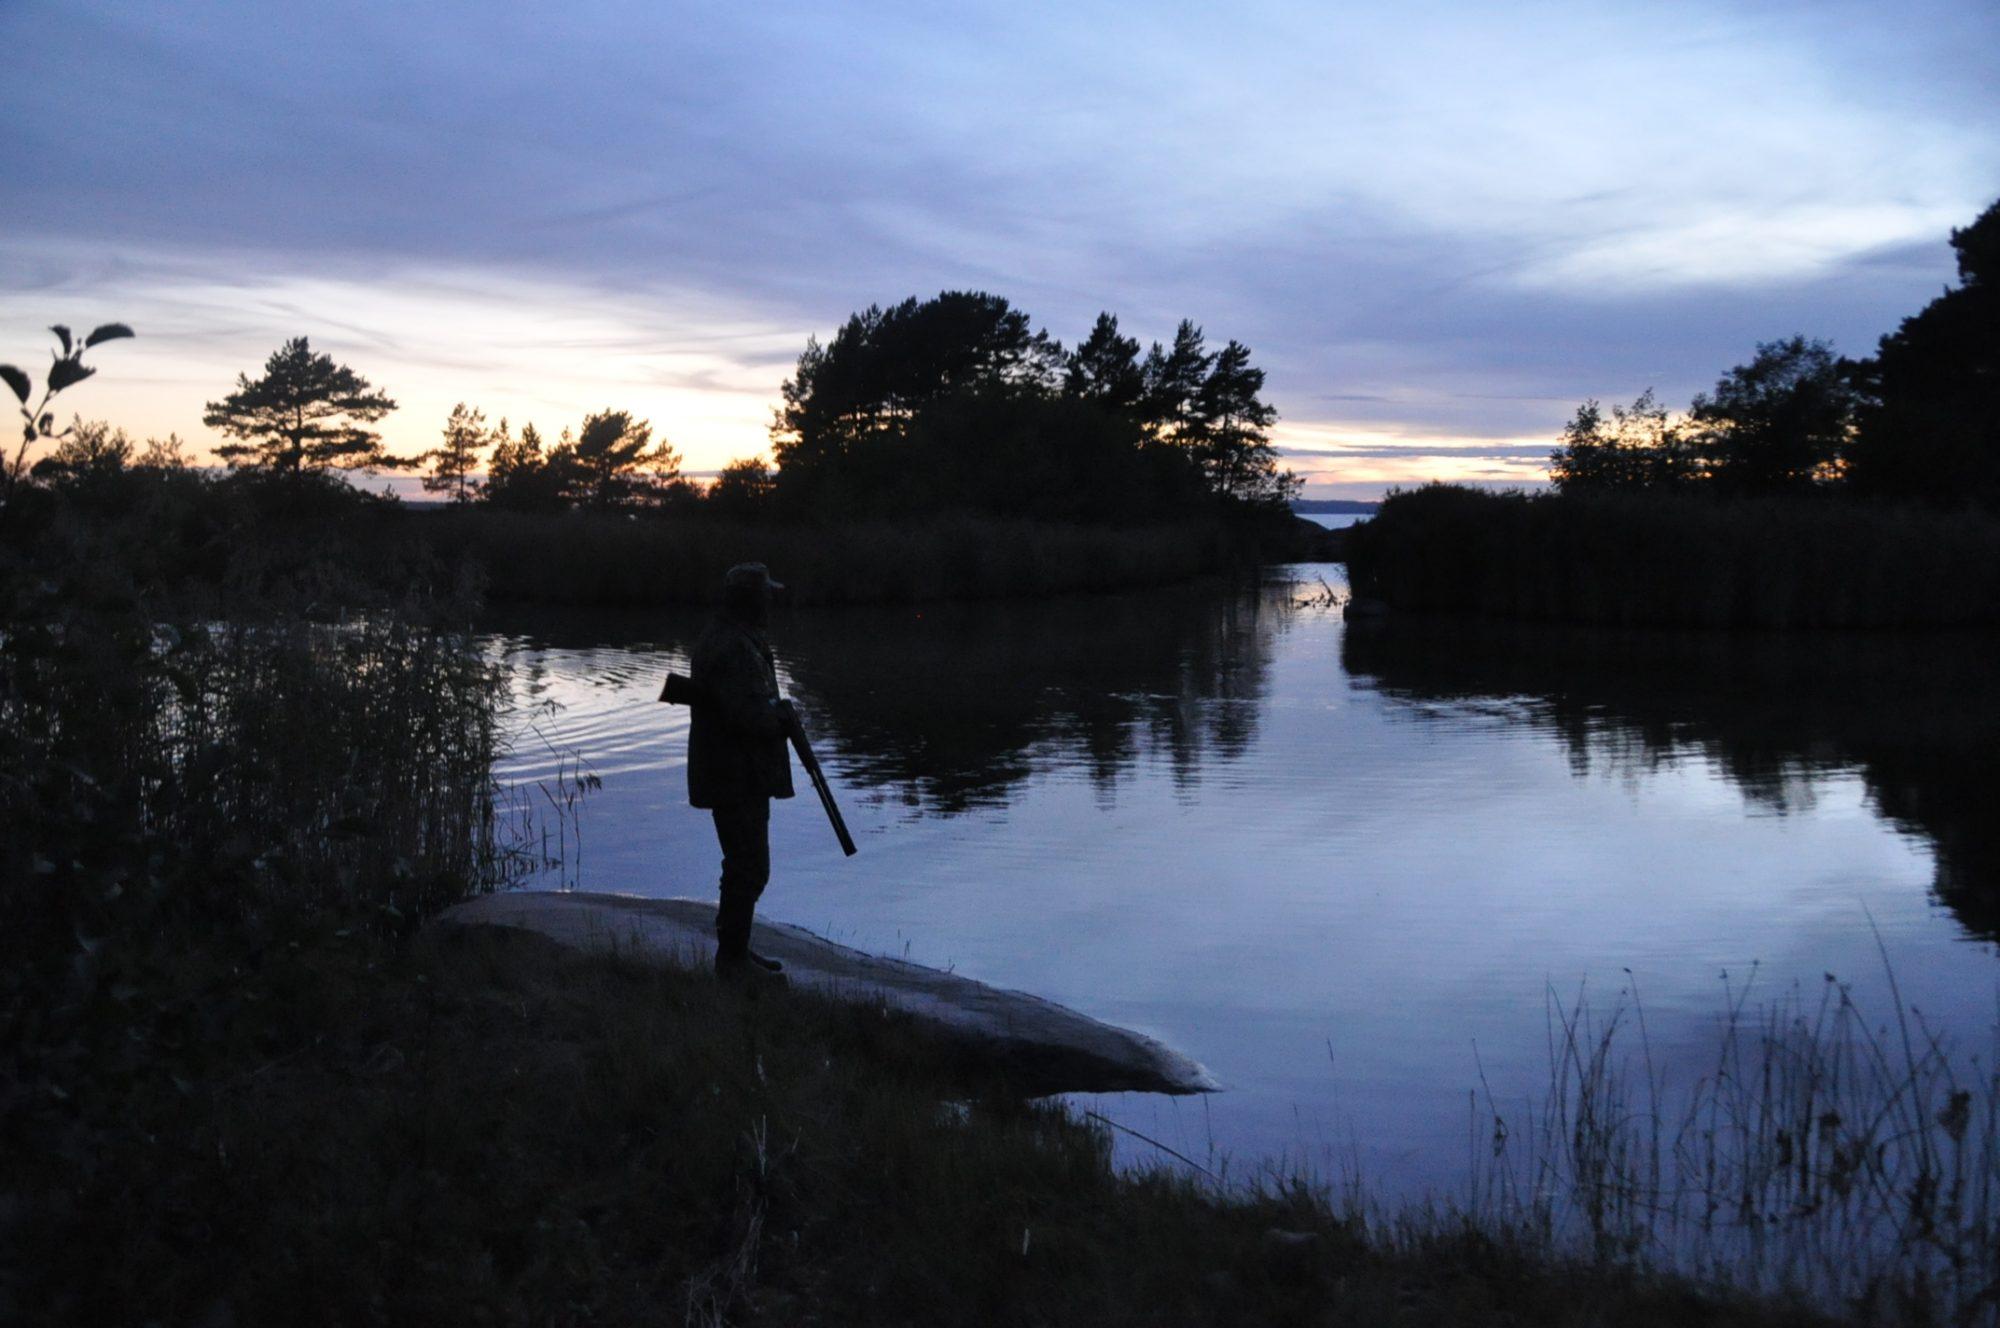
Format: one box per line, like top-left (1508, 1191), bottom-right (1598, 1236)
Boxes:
top-left (660, 672), bottom-right (857, 857)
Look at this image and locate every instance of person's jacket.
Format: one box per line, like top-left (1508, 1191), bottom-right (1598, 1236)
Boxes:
top-left (686, 615), bottom-right (796, 808)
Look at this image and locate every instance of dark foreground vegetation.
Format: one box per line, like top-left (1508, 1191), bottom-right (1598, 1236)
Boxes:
top-left (4, 285), bottom-right (1317, 614)
top-left (7, 920), bottom-right (1848, 1328)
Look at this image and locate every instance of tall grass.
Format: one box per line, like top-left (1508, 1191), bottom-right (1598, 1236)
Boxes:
top-left (1345, 484), bottom-right (2000, 628)
top-left (424, 508), bottom-right (1236, 606)
top-left (1452, 967), bottom-right (1999, 1321)
top-left (2, 602), bottom-right (522, 938)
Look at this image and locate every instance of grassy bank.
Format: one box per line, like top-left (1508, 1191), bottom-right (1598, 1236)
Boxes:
top-left (1344, 484), bottom-right (2000, 628)
top-left (4, 917), bottom-right (1838, 1328)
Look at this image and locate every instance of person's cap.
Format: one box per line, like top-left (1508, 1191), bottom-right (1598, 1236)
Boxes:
top-left (723, 562), bottom-right (784, 593)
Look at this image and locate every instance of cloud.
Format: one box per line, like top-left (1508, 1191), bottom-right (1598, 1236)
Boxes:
top-left (1, 0), bottom-right (1993, 492)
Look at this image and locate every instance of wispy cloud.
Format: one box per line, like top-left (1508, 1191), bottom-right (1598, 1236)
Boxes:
top-left (1, 0), bottom-right (1992, 492)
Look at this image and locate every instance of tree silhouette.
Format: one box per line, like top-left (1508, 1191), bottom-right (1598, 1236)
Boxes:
top-left (570, 409), bottom-right (679, 508)
top-left (773, 292), bottom-right (1289, 516)
top-left (1691, 336), bottom-right (1855, 495)
top-left (1190, 338), bottom-right (1292, 505)
top-left (1549, 389), bottom-right (1699, 493)
top-left (203, 337), bottom-right (403, 475)
top-left (483, 421), bottom-right (553, 510)
top-left (33, 418), bottom-right (132, 488)
top-left (773, 291), bottom-right (1062, 499)
top-left (1846, 197), bottom-right (2000, 507)
top-left (1064, 313), bottom-right (1145, 409)
top-left (136, 433), bottom-right (191, 471)
top-left (708, 456), bottom-right (777, 517)
top-left (422, 402), bottom-right (490, 504)
top-left (1141, 320), bottom-right (1215, 445)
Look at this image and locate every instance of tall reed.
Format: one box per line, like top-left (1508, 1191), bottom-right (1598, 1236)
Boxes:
top-left (1456, 967), bottom-right (1999, 1320)
top-left (3, 604), bottom-right (521, 933)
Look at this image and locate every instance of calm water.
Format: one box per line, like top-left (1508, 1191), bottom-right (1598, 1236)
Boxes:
top-left (484, 566), bottom-right (2000, 1196)
top-left (1296, 511), bottom-right (1371, 529)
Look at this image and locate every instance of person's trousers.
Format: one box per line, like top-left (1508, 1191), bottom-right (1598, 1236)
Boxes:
top-left (711, 797), bottom-right (771, 958)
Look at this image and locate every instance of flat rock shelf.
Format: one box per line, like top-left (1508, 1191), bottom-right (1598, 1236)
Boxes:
top-left (436, 891), bottom-right (1221, 1097)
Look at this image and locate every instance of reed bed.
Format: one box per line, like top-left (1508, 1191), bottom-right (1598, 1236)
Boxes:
top-left (2, 605), bottom-right (522, 933)
top-left (423, 508), bottom-right (1234, 606)
top-left (1345, 484), bottom-right (2000, 628)
top-left (1449, 966), bottom-right (1999, 1322)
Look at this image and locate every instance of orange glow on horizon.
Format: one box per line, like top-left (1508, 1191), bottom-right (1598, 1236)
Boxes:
top-left (3, 257), bottom-right (1560, 502)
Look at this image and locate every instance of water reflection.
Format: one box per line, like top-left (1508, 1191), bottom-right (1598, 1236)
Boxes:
top-left (1341, 615), bottom-right (2000, 943)
top-left (778, 584), bottom-right (1282, 812)
top-left (483, 575), bottom-right (1292, 817)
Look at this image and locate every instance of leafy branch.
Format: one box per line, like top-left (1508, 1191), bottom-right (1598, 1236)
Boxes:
top-left (2, 321), bottom-right (134, 507)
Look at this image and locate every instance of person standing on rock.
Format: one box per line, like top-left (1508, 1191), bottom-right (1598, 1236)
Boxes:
top-left (687, 562), bottom-right (797, 985)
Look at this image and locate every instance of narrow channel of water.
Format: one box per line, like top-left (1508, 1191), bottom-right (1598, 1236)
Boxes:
top-left (483, 564), bottom-right (1999, 1197)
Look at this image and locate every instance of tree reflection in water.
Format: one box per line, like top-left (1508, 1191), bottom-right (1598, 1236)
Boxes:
top-left (778, 578), bottom-right (1284, 814)
top-left (479, 574), bottom-right (1289, 818)
top-left (1340, 615), bottom-right (2000, 943)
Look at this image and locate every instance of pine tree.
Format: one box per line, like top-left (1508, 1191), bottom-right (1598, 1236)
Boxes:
top-left (1192, 339), bottom-right (1292, 505)
top-left (1141, 321), bottom-right (1215, 444)
top-left (571, 410), bottom-right (677, 508)
top-left (1063, 313), bottom-right (1145, 409)
top-left (202, 337), bottom-right (402, 474)
top-left (422, 402), bottom-right (490, 504)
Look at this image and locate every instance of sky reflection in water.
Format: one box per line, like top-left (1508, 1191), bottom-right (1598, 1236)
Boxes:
top-left (484, 566), bottom-right (1998, 1195)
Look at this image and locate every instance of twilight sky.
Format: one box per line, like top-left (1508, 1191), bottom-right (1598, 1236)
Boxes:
top-left (3, 1), bottom-right (1995, 498)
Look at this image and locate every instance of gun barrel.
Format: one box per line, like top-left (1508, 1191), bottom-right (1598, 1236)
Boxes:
top-left (790, 728), bottom-right (858, 856)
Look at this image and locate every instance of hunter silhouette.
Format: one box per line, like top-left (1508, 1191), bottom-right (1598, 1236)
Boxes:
top-left (687, 562), bottom-right (796, 984)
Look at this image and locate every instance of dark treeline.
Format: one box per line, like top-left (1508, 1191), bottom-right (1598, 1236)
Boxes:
top-left (9, 295), bottom-right (1304, 609)
top-left (142, 296), bottom-right (1298, 523)
top-left (1547, 199), bottom-right (1998, 505)
top-left (1353, 198), bottom-right (2000, 627)
top-left (771, 294), bottom-right (1296, 518)
top-left (1346, 483), bottom-right (2000, 628)
top-left (458, 292), bottom-right (1299, 521)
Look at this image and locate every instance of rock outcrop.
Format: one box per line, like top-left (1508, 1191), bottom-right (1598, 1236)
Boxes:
top-left (435, 891), bottom-right (1220, 1097)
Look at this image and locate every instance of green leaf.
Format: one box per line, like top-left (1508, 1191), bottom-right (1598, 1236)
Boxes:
top-left (85, 322), bottom-right (135, 348)
top-left (49, 325), bottom-right (72, 355)
top-left (0, 364), bottom-right (26, 403)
